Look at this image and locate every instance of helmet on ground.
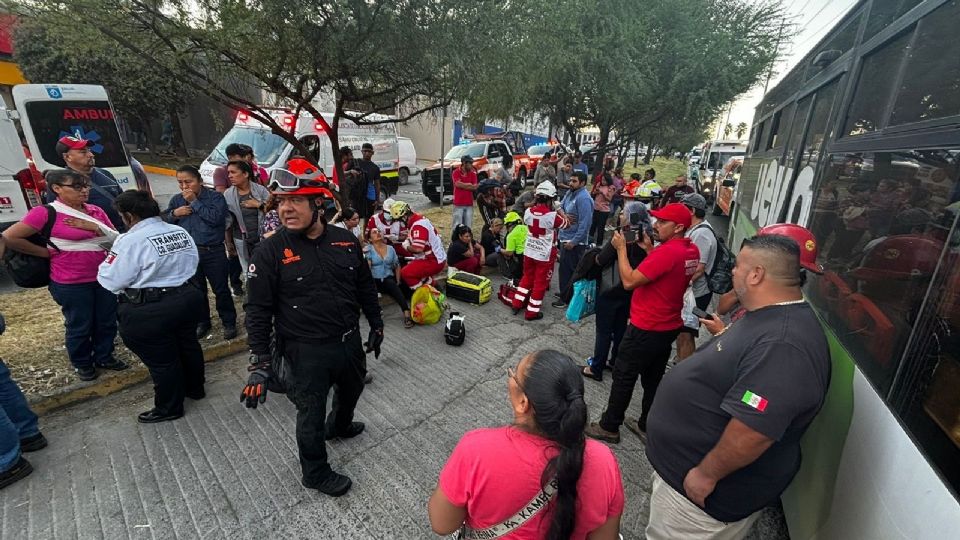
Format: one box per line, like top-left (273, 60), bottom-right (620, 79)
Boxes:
top-left (444, 312), bottom-right (466, 346)
top-left (535, 181), bottom-right (557, 198)
top-left (757, 223), bottom-right (824, 274)
top-left (390, 200), bottom-right (412, 219)
top-left (849, 235), bottom-right (943, 281)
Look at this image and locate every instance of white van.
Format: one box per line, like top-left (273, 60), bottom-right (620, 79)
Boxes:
top-left (1, 84), bottom-right (138, 230)
top-left (199, 110), bottom-right (399, 188)
top-left (397, 136), bottom-right (418, 185)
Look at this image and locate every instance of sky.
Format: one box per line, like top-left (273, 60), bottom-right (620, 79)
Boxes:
top-left (717, 0), bottom-right (860, 139)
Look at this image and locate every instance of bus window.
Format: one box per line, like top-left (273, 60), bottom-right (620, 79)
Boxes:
top-left (800, 81), bottom-right (839, 169)
top-left (783, 97), bottom-right (812, 166)
top-left (843, 31), bottom-right (912, 137)
top-left (766, 109), bottom-right (783, 150)
top-left (864, 0), bottom-right (923, 41)
top-left (890, 1), bottom-right (960, 126)
top-left (806, 149), bottom-right (958, 396)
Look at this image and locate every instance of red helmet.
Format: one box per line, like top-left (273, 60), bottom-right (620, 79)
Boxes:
top-left (849, 235), bottom-right (944, 281)
top-left (757, 223), bottom-right (823, 274)
top-left (268, 169), bottom-right (335, 199)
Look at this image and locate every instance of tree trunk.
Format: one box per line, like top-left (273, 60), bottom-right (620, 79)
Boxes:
top-left (169, 109), bottom-right (189, 157)
top-left (593, 125), bottom-right (611, 177)
top-left (643, 142), bottom-right (654, 165)
top-left (633, 140), bottom-right (640, 167)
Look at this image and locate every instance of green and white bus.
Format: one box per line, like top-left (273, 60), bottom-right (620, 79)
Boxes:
top-left (730, 1), bottom-right (960, 537)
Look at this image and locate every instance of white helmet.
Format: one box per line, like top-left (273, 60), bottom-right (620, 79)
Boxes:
top-left (535, 181), bottom-right (557, 198)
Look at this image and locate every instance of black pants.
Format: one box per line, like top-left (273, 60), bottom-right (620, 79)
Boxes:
top-left (558, 244), bottom-right (586, 293)
top-left (599, 324), bottom-right (680, 432)
top-left (283, 332), bottom-right (366, 484)
top-left (375, 276), bottom-right (409, 312)
top-left (195, 247), bottom-right (237, 327)
top-left (590, 210), bottom-right (610, 245)
top-left (118, 286), bottom-right (205, 416)
top-left (227, 252), bottom-right (243, 291)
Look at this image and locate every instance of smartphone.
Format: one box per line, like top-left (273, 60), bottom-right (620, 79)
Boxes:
top-left (692, 307), bottom-right (711, 319)
top-left (623, 228), bottom-right (637, 243)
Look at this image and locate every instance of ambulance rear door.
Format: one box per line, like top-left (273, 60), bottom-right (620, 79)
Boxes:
top-left (0, 101), bottom-right (30, 230)
top-left (13, 84), bottom-right (135, 188)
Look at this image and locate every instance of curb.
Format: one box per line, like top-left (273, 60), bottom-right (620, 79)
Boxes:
top-left (142, 165), bottom-right (177, 176)
top-left (28, 337), bottom-right (249, 416)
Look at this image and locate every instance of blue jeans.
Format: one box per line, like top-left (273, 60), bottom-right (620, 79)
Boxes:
top-left (0, 359), bottom-right (39, 472)
top-left (558, 244), bottom-right (587, 294)
top-left (48, 281), bottom-right (118, 369)
top-left (452, 205), bottom-right (474, 229)
top-left (591, 292), bottom-right (630, 375)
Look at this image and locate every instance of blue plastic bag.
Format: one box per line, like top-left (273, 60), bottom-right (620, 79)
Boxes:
top-left (566, 279), bottom-right (597, 322)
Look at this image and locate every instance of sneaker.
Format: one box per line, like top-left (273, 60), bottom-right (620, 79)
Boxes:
top-left (19, 433), bottom-right (48, 452)
top-left (75, 366), bottom-right (98, 381)
top-left (625, 418), bottom-right (647, 443)
top-left (0, 457), bottom-right (33, 490)
top-left (303, 471), bottom-right (352, 497)
top-left (584, 422), bottom-right (620, 444)
top-left (581, 365), bottom-right (602, 382)
top-left (551, 299), bottom-right (567, 308)
top-left (196, 322), bottom-right (212, 339)
top-left (96, 357), bottom-right (129, 371)
top-left (223, 325), bottom-right (238, 340)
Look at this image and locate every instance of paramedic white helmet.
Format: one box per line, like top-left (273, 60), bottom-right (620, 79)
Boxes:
top-left (535, 181), bottom-right (557, 198)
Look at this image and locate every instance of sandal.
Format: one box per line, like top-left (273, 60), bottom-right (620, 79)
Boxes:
top-left (581, 365), bottom-right (602, 382)
top-left (404, 316), bottom-right (415, 329)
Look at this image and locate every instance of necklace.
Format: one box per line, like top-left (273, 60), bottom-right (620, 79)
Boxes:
top-left (773, 299), bottom-right (806, 306)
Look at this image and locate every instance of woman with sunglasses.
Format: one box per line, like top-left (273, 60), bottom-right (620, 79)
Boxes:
top-left (429, 350), bottom-right (624, 539)
top-left (2, 170), bottom-right (127, 381)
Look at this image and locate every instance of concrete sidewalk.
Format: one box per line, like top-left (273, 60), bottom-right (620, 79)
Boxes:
top-left (0, 284), bottom-right (789, 539)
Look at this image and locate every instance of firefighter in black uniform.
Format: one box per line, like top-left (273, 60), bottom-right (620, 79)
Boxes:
top-left (241, 171), bottom-right (383, 497)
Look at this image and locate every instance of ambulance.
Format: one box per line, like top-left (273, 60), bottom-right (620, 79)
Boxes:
top-left (1, 84), bottom-right (138, 230)
top-left (198, 109), bottom-right (400, 188)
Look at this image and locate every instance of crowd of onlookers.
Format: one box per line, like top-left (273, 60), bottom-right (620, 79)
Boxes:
top-left (1, 136), bottom-right (835, 539)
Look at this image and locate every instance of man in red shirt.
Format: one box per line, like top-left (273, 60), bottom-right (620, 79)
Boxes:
top-left (451, 156), bottom-right (478, 229)
top-left (585, 203), bottom-right (699, 444)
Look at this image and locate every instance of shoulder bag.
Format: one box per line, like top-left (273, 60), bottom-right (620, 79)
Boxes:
top-left (2, 205), bottom-right (59, 288)
top-left (459, 478), bottom-right (558, 540)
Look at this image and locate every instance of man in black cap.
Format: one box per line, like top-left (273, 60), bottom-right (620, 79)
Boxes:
top-left (51, 135), bottom-right (125, 231)
top-left (358, 142), bottom-right (382, 219)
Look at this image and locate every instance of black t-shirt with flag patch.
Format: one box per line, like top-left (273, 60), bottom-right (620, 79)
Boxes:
top-left (645, 302), bottom-right (830, 522)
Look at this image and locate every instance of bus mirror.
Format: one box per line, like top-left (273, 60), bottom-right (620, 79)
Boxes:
top-left (812, 49), bottom-right (842, 68)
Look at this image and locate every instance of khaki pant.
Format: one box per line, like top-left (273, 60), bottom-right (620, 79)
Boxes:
top-left (645, 472), bottom-right (760, 540)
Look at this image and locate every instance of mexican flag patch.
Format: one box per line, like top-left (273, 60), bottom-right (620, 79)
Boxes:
top-left (741, 390), bottom-right (768, 412)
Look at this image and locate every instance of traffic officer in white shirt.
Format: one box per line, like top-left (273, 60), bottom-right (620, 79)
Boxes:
top-left (97, 190), bottom-right (204, 424)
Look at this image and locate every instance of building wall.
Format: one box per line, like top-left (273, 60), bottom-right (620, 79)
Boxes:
top-left (398, 109), bottom-right (456, 163)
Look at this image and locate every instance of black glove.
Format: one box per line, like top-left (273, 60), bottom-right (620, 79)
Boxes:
top-left (364, 326), bottom-right (384, 359)
top-left (241, 354), bottom-right (273, 409)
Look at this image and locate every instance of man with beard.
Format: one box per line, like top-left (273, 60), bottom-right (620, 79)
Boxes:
top-left (241, 175), bottom-right (383, 497)
top-left (50, 136), bottom-right (125, 231)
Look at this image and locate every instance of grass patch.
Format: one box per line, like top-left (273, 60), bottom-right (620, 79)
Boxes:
top-left (622, 156), bottom-right (690, 188)
top-left (0, 287), bottom-right (243, 397)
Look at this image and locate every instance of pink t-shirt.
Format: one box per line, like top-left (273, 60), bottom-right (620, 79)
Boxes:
top-left (22, 203), bottom-right (112, 284)
top-left (439, 427), bottom-right (624, 539)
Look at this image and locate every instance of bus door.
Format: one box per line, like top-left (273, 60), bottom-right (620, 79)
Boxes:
top-left (13, 84), bottom-right (134, 187)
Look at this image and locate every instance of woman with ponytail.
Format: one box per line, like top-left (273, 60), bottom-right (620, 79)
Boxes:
top-left (429, 350), bottom-right (624, 539)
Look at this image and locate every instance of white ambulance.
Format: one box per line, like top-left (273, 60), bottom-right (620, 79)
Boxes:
top-left (198, 109), bottom-right (400, 188)
top-left (0, 84), bottom-right (139, 230)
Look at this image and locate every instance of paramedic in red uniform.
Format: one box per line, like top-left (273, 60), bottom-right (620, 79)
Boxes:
top-left (367, 198), bottom-right (410, 259)
top-left (585, 203), bottom-right (699, 444)
top-left (391, 201), bottom-right (447, 287)
top-left (511, 182), bottom-right (566, 320)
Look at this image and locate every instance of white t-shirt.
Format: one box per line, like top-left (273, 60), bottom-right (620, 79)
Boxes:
top-left (686, 221), bottom-right (718, 297)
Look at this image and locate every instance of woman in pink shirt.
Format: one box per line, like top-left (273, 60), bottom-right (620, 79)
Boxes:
top-left (429, 350), bottom-right (624, 539)
top-left (590, 173), bottom-right (616, 245)
top-left (1, 171), bottom-right (128, 381)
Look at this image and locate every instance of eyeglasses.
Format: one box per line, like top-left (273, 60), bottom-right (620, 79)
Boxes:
top-left (506, 365), bottom-right (524, 391)
top-left (60, 183), bottom-right (91, 191)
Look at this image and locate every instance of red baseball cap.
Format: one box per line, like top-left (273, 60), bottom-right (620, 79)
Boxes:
top-left (56, 136), bottom-right (93, 152)
top-left (650, 203), bottom-right (693, 230)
